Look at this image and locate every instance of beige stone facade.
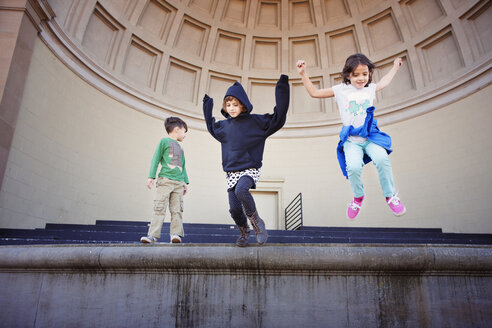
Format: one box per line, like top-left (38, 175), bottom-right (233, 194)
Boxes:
top-left (0, 0), bottom-right (491, 233)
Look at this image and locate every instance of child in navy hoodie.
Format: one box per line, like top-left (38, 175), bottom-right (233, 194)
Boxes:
top-left (203, 75), bottom-right (290, 246)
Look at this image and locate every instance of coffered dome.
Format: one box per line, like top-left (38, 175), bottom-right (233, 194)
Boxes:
top-left (44, 0), bottom-right (491, 136)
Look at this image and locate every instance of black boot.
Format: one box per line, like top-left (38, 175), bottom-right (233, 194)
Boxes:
top-left (236, 225), bottom-right (250, 247)
top-left (247, 211), bottom-right (268, 245)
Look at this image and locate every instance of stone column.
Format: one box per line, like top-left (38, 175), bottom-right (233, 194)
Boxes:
top-left (0, 0), bottom-right (48, 188)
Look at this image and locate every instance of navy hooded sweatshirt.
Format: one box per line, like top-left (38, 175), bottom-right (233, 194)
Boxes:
top-left (203, 74), bottom-right (290, 172)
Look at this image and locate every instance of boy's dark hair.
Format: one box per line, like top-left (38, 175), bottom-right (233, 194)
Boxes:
top-left (341, 53), bottom-right (376, 86)
top-left (164, 116), bottom-right (188, 134)
top-left (223, 96), bottom-right (246, 112)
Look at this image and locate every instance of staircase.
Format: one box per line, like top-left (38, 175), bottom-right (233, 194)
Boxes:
top-left (1, 220), bottom-right (491, 245)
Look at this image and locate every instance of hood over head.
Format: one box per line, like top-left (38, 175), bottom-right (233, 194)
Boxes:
top-left (221, 81), bottom-right (253, 118)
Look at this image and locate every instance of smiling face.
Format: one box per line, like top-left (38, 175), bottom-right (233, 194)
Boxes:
top-left (349, 64), bottom-right (370, 89)
top-left (224, 97), bottom-right (244, 118)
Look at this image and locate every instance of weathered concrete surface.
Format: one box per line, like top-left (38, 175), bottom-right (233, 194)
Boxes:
top-left (1, 244), bottom-right (491, 327)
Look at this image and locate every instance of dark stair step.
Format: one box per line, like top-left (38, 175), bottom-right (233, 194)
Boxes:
top-left (43, 223), bottom-right (239, 234)
top-left (298, 226), bottom-right (443, 233)
top-left (1, 220), bottom-right (491, 246)
top-left (2, 234), bottom-right (491, 246)
top-left (40, 223), bottom-right (453, 241)
top-left (95, 220), bottom-right (235, 230)
top-left (2, 227), bottom-right (461, 242)
top-left (94, 220), bottom-right (446, 234)
top-left (2, 228), bottom-right (492, 245)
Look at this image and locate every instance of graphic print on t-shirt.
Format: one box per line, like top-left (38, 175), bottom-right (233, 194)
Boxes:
top-left (346, 92), bottom-right (371, 116)
top-left (167, 140), bottom-right (184, 171)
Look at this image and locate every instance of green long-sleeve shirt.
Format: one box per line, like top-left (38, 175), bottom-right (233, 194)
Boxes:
top-left (148, 138), bottom-right (189, 184)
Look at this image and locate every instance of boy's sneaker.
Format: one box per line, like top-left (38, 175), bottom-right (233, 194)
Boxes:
top-left (140, 235), bottom-right (157, 243)
top-left (386, 193), bottom-right (406, 216)
top-left (347, 196), bottom-right (364, 219)
top-left (170, 234), bottom-right (182, 244)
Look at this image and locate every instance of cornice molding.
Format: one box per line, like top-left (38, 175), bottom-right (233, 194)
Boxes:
top-left (32, 0), bottom-right (492, 138)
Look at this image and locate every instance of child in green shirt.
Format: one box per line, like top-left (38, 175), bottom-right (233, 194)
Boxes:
top-left (140, 117), bottom-right (189, 244)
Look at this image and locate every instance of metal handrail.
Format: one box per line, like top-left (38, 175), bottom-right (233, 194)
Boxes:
top-left (284, 193), bottom-right (302, 230)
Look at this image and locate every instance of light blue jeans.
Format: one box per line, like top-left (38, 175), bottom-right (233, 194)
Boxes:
top-left (343, 140), bottom-right (395, 198)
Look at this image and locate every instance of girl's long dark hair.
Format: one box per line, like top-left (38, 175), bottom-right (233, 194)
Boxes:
top-left (341, 53), bottom-right (375, 86)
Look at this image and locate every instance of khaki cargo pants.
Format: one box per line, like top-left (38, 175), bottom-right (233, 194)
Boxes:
top-left (147, 177), bottom-right (185, 239)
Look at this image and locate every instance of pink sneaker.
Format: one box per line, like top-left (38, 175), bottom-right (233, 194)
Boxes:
top-left (347, 196), bottom-right (364, 219)
top-left (386, 193), bottom-right (406, 216)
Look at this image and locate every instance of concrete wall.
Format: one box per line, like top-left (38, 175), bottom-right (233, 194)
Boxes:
top-left (0, 37), bottom-right (492, 233)
top-left (1, 244), bottom-right (491, 327)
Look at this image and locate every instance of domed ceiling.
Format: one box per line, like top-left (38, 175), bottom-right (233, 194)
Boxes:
top-left (43, 0), bottom-right (491, 136)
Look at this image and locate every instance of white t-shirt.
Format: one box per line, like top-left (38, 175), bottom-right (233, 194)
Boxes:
top-left (332, 83), bottom-right (377, 143)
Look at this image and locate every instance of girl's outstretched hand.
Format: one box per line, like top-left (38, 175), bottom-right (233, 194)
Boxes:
top-left (394, 57), bottom-right (403, 69)
top-left (296, 60), bottom-right (306, 75)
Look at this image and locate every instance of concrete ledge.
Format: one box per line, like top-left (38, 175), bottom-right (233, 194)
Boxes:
top-left (1, 244), bottom-right (491, 274)
top-left (2, 244), bottom-right (492, 327)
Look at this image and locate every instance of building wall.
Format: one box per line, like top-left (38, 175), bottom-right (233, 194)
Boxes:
top-left (0, 37), bottom-right (491, 233)
top-left (0, 0), bottom-right (39, 198)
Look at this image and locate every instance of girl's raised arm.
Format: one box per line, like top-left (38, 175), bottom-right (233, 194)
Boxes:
top-left (296, 60), bottom-right (334, 98)
top-left (376, 57), bottom-right (402, 92)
